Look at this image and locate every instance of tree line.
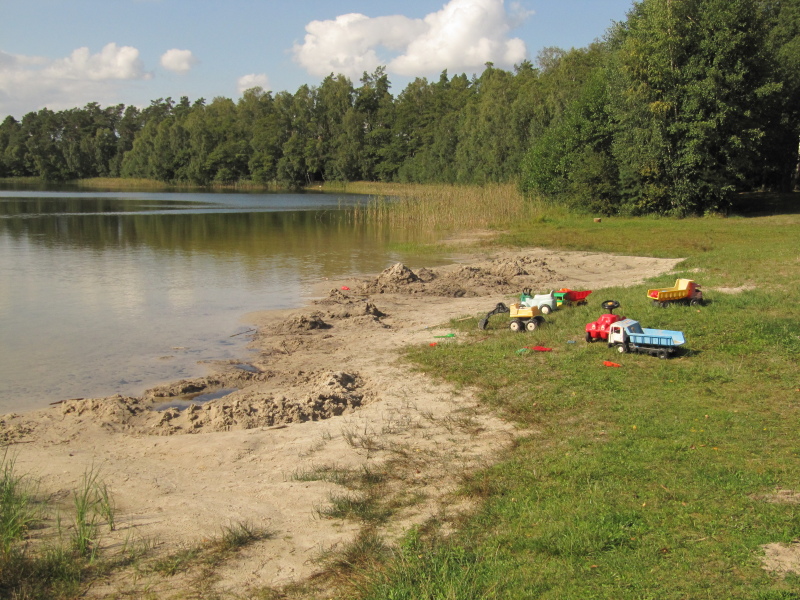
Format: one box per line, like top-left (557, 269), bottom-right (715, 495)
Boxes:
top-left (1, 0), bottom-right (798, 215)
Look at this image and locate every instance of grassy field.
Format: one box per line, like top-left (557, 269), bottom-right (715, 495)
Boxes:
top-left (330, 190), bottom-right (800, 599)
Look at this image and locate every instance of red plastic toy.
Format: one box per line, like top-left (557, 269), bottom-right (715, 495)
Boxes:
top-left (585, 300), bottom-right (625, 343)
top-left (555, 289), bottom-right (593, 307)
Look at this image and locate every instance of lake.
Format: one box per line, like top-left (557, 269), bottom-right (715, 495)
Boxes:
top-left (0, 189), bottom-right (446, 413)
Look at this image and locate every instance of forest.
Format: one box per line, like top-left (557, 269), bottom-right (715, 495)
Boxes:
top-left (0, 0), bottom-right (798, 216)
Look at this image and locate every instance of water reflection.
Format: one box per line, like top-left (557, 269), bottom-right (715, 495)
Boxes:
top-left (0, 190), bottom-right (443, 413)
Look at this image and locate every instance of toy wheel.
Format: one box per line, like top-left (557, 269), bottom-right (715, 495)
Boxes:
top-left (540, 305), bottom-right (552, 315)
top-left (689, 298), bottom-right (700, 306)
top-left (601, 300), bottom-right (620, 313)
top-left (509, 319), bottom-right (524, 332)
top-left (585, 332), bottom-right (593, 343)
top-left (617, 343), bottom-right (628, 354)
top-left (658, 349), bottom-right (669, 359)
top-left (525, 319), bottom-right (539, 332)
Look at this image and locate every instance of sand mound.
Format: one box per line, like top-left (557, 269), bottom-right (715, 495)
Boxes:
top-left (355, 258), bottom-right (561, 297)
top-left (271, 312), bottom-right (331, 333)
top-left (150, 370), bottom-right (372, 434)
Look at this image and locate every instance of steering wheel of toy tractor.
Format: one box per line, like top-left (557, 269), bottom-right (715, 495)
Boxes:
top-left (601, 299), bottom-right (620, 313)
top-left (522, 287), bottom-right (532, 296)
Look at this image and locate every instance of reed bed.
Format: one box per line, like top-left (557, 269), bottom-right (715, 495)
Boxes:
top-left (72, 177), bottom-right (174, 190)
top-left (74, 177), bottom-right (283, 191)
top-left (326, 182), bottom-right (547, 232)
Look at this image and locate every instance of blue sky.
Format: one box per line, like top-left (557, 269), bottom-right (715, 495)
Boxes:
top-left (0, 0), bottom-right (635, 119)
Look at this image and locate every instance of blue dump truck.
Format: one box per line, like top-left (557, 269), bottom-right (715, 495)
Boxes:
top-left (606, 318), bottom-right (686, 359)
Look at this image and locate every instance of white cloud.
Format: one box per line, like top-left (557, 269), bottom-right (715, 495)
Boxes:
top-left (293, 13), bottom-right (426, 79)
top-left (0, 44), bottom-right (152, 116)
top-left (292, 0), bottom-right (529, 80)
top-left (0, 50), bottom-right (47, 69)
top-left (237, 73), bottom-right (270, 95)
top-left (160, 48), bottom-right (198, 73)
top-left (47, 43), bottom-right (148, 80)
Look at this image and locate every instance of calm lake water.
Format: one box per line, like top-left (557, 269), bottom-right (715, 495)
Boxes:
top-left (0, 189), bottom-right (446, 413)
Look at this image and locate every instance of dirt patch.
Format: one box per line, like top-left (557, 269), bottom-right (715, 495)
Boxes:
top-left (762, 541), bottom-right (800, 575)
top-left (0, 247), bottom-right (683, 597)
top-left (753, 489), bottom-right (800, 504)
top-left (712, 284), bottom-right (757, 294)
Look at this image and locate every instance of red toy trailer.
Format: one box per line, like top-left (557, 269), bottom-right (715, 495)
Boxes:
top-left (555, 289), bottom-right (592, 307)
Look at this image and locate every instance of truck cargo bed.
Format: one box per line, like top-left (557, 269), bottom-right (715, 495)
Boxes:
top-left (629, 329), bottom-right (685, 347)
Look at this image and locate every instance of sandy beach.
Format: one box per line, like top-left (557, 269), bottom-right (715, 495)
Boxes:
top-left (0, 246), bottom-right (683, 597)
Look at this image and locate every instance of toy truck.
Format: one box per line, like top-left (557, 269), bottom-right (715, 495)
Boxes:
top-left (647, 279), bottom-right (703, 307)
top-left (477, 301), bottom-right (545, 331)
top-left (555, 288), bottom-right (592, 307)
top-left (520, 288), bottom-right (556, 314)
top-left (585, 300), bottom-right (625, 342)
top-left (607, 319), bottom-right (685, 358)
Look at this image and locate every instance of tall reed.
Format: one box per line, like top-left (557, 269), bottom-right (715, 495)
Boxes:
top-left (330, 182), bottom-right (547, 233)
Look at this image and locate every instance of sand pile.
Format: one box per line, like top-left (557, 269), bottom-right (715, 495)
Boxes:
top-left (354, 256), bottom-right (560, 297)
top-left (150, 370), bottom-right (372, 434)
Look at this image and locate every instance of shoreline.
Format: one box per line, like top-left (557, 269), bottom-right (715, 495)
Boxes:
top-left (0, 247), bottom-right (683, 597)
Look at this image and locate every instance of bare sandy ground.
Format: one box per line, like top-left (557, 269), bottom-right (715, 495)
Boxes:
top-left (1, 247), bottom-right (686, 597)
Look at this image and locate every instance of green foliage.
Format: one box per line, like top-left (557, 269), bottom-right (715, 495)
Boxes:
top-left (520, 0), bottom-right (799, 215)
top-left (0, 61), bottom-right (593, 189)
top-left (521, 61), bottom-right (619, 214)
top-left (610, 0), bottom-right (781, 214)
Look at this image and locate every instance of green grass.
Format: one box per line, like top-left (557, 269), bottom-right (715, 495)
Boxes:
top-left (0, 450), bottom-right (39, 554)
top-left (350, 193), bottom-right (800, 599)
top-left (0, 457), bottom-right (119, 599)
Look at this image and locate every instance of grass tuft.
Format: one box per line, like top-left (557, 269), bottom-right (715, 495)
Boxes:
top-left (0, 449), bottom-right (39, 554)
